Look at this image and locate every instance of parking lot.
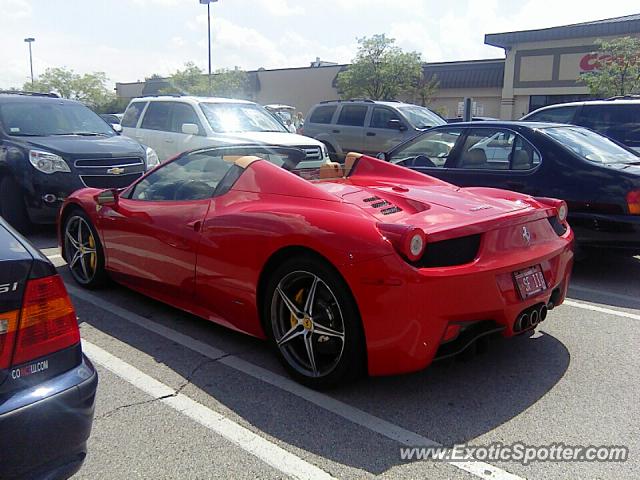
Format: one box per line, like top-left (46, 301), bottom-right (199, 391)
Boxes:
top-left (25, 227), bottom-right (640, 480)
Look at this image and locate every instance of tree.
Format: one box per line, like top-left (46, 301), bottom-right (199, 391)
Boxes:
top-left (161, 62), bottom-right (251, 98)
top-left (410, 73), bottom-right (440, 107)
top-left (582, 37), bottom-right (640, 97)
top-left (336, 34), bottom-right (423, 100)
top-left (25, 67), bottom-right (114, 108)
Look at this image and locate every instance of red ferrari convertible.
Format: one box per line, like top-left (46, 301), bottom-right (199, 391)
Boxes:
top-left (59, 145), bottom-right (573, 388)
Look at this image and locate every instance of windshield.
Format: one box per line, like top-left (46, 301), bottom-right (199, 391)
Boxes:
top-left (200, 103), bottom-right (287, 133)
top-left (0, 101), bottom-right (114, 137)
top-left (398, 105), bottom-right (446, 129)
top-left (544, 126), bottom-right (640, 164)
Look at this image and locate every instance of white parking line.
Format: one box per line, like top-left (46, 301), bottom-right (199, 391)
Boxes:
top-left (569, 285), bottom-right (640, 306)
top-left (69, 286), bottom-right (524, 480)
top-left (563, 300), bottom-right (640, 321)
top-left (82, 340), bottom-right (337, 480)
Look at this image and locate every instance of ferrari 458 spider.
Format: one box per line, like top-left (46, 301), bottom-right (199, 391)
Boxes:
top-left (59, 145), bottom-right (573, 388)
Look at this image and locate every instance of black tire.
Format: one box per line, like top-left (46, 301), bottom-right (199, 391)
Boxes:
top-left (264, 255), bottom-right (366, 389)
top-left (62, 209), bottom-right (108, 288)
top-left (0, 175), bottom-right (31, 233)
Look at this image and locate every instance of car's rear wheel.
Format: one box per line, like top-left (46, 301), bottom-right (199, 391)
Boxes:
top-left (265, 256), bottom-right (365, 389)
top-left (63, 211), bottom-right (107, 288)
top-left (0, 175), bottom-right (31, 233)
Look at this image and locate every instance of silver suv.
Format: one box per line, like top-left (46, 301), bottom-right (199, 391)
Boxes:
top-left (522, 97), bottom-right (640, 153)
top-left (302, 99), bottom-right (445, 160)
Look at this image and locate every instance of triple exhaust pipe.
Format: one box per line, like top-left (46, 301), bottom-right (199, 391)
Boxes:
top-left (514, 303), bottom-right (548, 332)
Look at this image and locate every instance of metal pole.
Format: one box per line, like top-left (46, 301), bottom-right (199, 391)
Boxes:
top-left (207, 2), bottom-right (212, 95)
top-left (28, 42), bottom-right (34, 88)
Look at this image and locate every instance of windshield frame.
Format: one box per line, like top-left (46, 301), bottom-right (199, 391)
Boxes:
top-left (199, 102), bottom-right (288, 134)
top-left (541, 125), bottom-right (640, 165)
top-left (0, 100), bottom-right (115, 137)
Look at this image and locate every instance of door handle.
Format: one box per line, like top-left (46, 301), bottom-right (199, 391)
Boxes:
top-left (366, 132), bottom-right (376, 136)
top-left (187, 220), bottom-right (202, 232)
top-left (164, 139), bottom-right (174, 143)
top-left (332, 129), bottom-right (340, 134)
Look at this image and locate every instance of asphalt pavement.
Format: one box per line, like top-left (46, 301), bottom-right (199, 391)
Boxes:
top-left (26, 228), bottom-right (640, 480)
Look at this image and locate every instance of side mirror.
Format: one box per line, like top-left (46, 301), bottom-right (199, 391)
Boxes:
top-left (112, 123), bottom-right (123, 133)
top-left (181, 123), bottom-right (200, 135)
top-left (376, 152), bottom-right (387, 161)
top-left (95, 189), bottom-right (119, 206)
top-left (388, 119), bottom-right (407, 131)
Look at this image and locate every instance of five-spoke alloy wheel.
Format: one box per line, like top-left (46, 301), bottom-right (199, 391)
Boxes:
top-left (266, 256), bottom-right (364, 388)
top-left (63, 211), bottom-right (107, 288)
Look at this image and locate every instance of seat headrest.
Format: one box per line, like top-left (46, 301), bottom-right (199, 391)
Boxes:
top-left (463, 148), bottom-right (487, 166)
top-left (319, 162), bottom-right (344, 179)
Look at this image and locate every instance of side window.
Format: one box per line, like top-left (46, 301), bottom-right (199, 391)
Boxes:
top-left (389, 129), bottom-right (462, 168)
top-left (130, 151), bottom-right (234, 201)
top-left (576, 104), bottom-right (640, 147)
top-left (140, 102), bottom-right (172, 131)
top-left (526, 106), bottom-right (578, 124)
top-left (369, 107), bottom-right (401, 129)
top-left (337, 105), bottom-right (368, 127)
top-left (308, 105), bottom-right (337, 124)
top-left (458, 129), bottom-right (515, 170)
top-left (511, 136), bottom-right (541, 170)
top-left (169, 103), bottom-right (203, 135)
top-left (121, 102), bottom-right (147, 128)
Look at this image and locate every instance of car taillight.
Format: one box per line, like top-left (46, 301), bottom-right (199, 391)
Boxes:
top-left (0, 310), bottom-right (20, 369)
top-left (627, 190), bottom-right (640, 215)
top-left (11, 275), bottom-right (80, 366)
top-left (377, 223), bottom-right (427, 262)
top-left (533, 197), bottom-right (568, 222)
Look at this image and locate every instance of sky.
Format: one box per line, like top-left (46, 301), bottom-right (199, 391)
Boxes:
top-left (1, 0), bottom-right (640, 89)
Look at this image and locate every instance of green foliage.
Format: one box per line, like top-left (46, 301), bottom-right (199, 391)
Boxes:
top-left (161, 62), bottom-right (251, 98)
top-left (410, 73), bottom-right (440, 107)
top-left (25, 67), bottom-right (114, 108)
top-left (336, 34), bottom-right (425, 101)
top-left (93, 97), bottom-right (130, 114)
top-left (582, 37), bottom-right (640, 97)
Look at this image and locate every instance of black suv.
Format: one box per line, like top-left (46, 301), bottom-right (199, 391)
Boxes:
top-left (0, 92), bottom-right (158, 231)
top-left (522, 98), bottom-right (640, 153)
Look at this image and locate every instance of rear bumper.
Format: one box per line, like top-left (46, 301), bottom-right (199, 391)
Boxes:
top-left (0, 354), bottom-right (98, 480)
top-left (344, 228), bottom-right (574, 376)
top-left (569, 212), bottom-right (640, 253)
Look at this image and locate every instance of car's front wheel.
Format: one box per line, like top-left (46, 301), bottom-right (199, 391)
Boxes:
top-left (265, 256), bottom-right (365, 389)
top-left (63, 210), bottom-right (107, 288)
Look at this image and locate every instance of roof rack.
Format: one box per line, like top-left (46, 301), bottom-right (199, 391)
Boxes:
top-left (604, 95), bottom-right (640, 101)
top-left (320, 98), bottom-right (376, 104)
top-left (0, 90), bottom-right (60, 98)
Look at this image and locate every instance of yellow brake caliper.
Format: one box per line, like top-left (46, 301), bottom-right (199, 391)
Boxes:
top-left (291, 289), bottom-right (304, 328)
top-left (88, 233), bottom-right (96, 271)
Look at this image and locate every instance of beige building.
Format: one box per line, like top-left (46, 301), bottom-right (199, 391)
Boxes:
top-left (115, 14), bottom-right (640, 119)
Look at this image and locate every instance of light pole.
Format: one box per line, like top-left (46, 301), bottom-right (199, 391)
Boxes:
top-left (199, 0), bottom-right (218, 95)
top-left (24, 37), bottom-right (35, 88)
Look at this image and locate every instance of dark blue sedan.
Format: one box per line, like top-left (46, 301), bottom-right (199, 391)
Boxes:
top-left (0, 217), bottom-right (97, 479)
top-left (380, 121), bottom-right (640, 254)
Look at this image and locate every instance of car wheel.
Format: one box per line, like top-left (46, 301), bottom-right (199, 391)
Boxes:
top-left (265, 256), bottom-right (365, 389)
top-left (63, 210), bottom-right (108, 288)
top-left (0, 175), bottom-right (31, 233)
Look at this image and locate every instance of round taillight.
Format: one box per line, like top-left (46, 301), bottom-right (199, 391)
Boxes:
top-left (403, 229), bottom-right (426, 261)
top-left (557, 202), bottom-right (568, 222)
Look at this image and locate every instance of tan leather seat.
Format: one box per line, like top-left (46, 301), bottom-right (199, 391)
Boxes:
top-left (319, 162), bottom-right (344, 179)
top-left (344, 152), bottom-right (362, 176)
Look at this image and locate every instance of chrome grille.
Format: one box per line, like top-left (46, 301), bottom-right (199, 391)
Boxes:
top-left (74, 156), bottom-right (145, 189)
top-left (297, 146), bottom-right (322, 160)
